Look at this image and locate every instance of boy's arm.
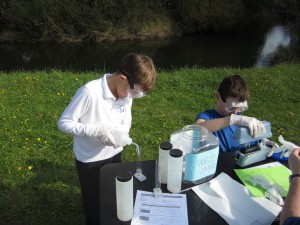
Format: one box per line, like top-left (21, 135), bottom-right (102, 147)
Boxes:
top-left (280, 178), bottom-right (300, 225)
top-left (196, 114), bottom-right (265, 138)
top-left (195, 117), bottom-right (230, 133)
top-left (57, 87), bottom-right (101, 137)
top-left (57, 87), bottom-right (112, 137)
top-left (280, 148), bottom-right (300, 225)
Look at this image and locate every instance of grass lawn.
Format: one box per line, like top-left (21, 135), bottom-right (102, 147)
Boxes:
top-left (0, 63), bottom-right (299, 224)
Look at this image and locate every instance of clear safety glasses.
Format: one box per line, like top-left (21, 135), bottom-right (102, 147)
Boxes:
top-left (224, 99), bottom-right (248, 113)
top-left (128, 86), bottom-right (146, 98)
top-left (121, 69), bottom-right (146, 99)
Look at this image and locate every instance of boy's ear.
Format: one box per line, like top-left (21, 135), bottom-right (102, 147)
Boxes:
top-left (215, 91), bottom-right (221, 100)
top-left (119, 74), bottom-right (127, 81)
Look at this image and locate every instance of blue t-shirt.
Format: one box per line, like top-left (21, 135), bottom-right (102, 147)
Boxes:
top-left (283, 217), bottom-right (300, 225)
top-left (195, 109), bottom-right (239, 152)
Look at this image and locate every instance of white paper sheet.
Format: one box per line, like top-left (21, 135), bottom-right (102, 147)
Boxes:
top-left (131, 190), bottom-right (188, 225)
top-left (192, 173), bottom-right (282, 225)
top-left (251, 161), bottom-right (286, 169)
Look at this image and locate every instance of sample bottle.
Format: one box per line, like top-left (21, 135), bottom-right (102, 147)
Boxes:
top-left (159, 141), bottom-right (173, 184)
top-left (167, 149), bottom-right (183, 193)
top-left (116, 172), bottom-right (133, 221)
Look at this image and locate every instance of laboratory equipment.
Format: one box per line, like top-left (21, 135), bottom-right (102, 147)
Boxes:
top-left (234, 120), bottom-right (273, 167)
top-left (246, 174), bottom-right (285, 205)
top-left (270, 135), bottom-right (299, 160)
top-left (111, 130), bottom-right (132, 147)
top-left (132, 142), bottom-right (147, 182)
top-left (170, 125), bottom-right (219, 185)
top-left (158, 141), bottom-right (173, 184)
top-left (167, 149), bottom-right (183, 193)
top-left (116, 172), bottom-right (133, 221)
top-left (153, 160), bottom-right (162, 197)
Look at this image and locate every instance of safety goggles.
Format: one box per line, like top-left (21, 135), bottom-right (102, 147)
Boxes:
top-left (127, 89), bottom-right (146, 98)
top-left (224, 99), bottom-right (248, 113)
top-left (127, 85), bottom-right (146, 98)
top-left (120, 69), bottom-right (135, 89)
top-left (120, 69), bottom-right (146, 98)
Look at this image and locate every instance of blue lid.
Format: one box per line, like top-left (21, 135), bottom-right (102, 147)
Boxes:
top-left (271, 151), bottom-right (288, 161)
top-left (234, 121), bottom-right (272, 144)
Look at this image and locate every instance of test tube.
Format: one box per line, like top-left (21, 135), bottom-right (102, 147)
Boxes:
top-left (153, 160), bottom-right (162, 197)
top-left (132, 142), bottom-right (142, 173)
top-left (132, 142), bottom-right (146, 182)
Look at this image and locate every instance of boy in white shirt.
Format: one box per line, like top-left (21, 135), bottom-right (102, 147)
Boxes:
top-left (58, 53), bottom-right (157, 225)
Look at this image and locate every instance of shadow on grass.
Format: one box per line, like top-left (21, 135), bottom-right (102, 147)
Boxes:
top-left (0, 159), bottom-right (84, 225)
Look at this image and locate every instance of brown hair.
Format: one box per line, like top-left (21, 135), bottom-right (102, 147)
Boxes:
top-left (118, 53), bottom-right (157, 93)
top-left (217, 75), bottom-right (250, 102)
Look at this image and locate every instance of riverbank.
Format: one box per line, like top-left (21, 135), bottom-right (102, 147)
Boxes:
top-left (0, 13), bottom-right (179, 43)
top-left (1, 0), bottom-right (299, 43)
top-left (0, 63), bottom-right (299, 224)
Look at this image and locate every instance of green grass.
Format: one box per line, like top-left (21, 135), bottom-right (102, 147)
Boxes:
top-left (0, 64), bottom-right (299, 224)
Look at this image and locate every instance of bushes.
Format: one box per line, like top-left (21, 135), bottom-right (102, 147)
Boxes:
top-left (175, 0), bottom-right (244, 33)
top-left (9, 0), bottom-right (108, 41)
top-left (0, 0), bottom-right (298, 42)
top-left (3, 0), bottom-right (176, 42)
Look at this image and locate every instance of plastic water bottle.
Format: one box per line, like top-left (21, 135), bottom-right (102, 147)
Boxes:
top-left (111, 131), bottom-right (132, 147)
top-left (116, 172), bottom-right (133, 221)
top-left (159, 141), bottom-right (173, 184)
top-left (167, 149), bottom-right (183, 193)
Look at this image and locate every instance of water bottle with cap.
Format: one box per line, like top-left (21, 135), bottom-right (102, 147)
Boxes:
top-left (158, 141), bottom-right (173, 184)
top-left (116, 172), bottom-right (133, 221)
top-left (167, 149), bottom-right (183, 193)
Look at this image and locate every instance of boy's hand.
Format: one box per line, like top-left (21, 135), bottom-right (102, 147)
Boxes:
top-left (289, 148), bottom-right (300, 174)
top-left (230, 114), bottom-right (265, 138)
top-left (97, 126), bottom-right (120, 148)
top-left (109, 126), bottom-right (132, 147)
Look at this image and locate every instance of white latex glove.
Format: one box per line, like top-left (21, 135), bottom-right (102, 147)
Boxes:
top-left (263, 138), bottom-right (279, 149)
top-left (230, 114), bottom-right (265, 138)
top-left (278, 135), bottom-right (299, 151)
top-left (96, 126), bottom-right (120, 148)
top-left (263, 138), bottom-right (279, 157)
top-left (278, 135), bottom-right (300, 157)
top-left (110, 128), bottom-right (132, 147)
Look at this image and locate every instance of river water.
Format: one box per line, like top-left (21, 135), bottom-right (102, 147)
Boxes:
top-left (0, 25), bottom-right (298, 72)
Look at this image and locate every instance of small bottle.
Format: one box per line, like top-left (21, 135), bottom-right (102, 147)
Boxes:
top-left (111, 131), bottom-right (132, 147)
top-left (159, 141), bottom-right (173, 184)
top-left (167, 149), bottom-right (183, 193)
top-left (116, 172), bottom-right (133, 221)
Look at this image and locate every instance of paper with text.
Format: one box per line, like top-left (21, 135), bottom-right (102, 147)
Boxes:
top-left (131, 190), bottom-right (188, 225)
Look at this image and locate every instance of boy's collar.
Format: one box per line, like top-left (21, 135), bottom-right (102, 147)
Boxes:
top-left (102, 73), bottom-right (116, 99)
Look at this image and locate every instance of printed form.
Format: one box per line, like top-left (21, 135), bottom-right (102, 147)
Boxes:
top-left (131, 190), bottom-right (188, 225)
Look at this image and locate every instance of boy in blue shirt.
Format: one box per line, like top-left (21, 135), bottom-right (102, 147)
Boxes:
top-left (195, 74), bottom-right (267, 152)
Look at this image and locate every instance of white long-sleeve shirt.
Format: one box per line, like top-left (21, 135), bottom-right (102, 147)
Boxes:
top-left (58, 74), bottom-right (132, 162)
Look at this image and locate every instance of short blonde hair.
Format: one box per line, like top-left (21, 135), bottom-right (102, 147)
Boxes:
top-left (118, 53), bottom-right (157, 93)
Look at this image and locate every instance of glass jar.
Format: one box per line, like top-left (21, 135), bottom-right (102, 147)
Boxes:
top-left (170, 124), bottom-right (219, 185)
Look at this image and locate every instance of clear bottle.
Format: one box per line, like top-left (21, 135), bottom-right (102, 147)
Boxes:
top-left (158, 141), bottom-right (173, 184)
top-left (116, 172), bottom-right (133, 221)
top-left (167, 149), bottom-right (183, 193)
